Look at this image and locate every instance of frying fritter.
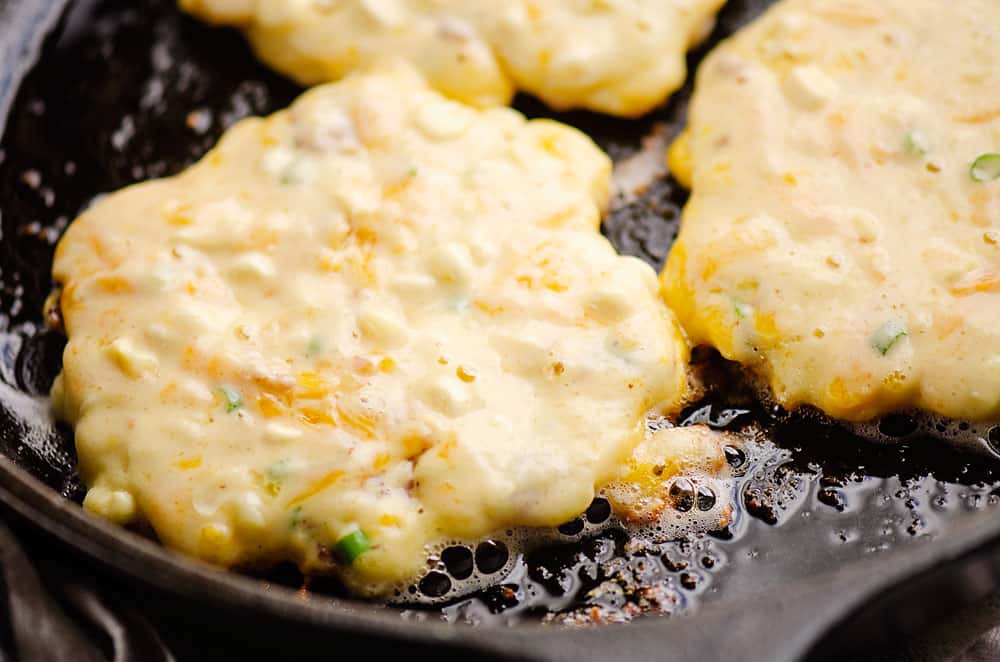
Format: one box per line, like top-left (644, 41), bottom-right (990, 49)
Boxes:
top-left (664, 0), bottom-right (1000, 421)
top-left (178, 0), bottom-right (725, 117)
top-left (51, 64), bottom-right (690, 595)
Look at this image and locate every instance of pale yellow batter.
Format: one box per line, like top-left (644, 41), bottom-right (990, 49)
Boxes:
top-left (665, 0), bottom-right (1000, 422)
top-left (51, 65), bottom-right (692, 595)
top-left (178, 0), bottom-right (726, 117)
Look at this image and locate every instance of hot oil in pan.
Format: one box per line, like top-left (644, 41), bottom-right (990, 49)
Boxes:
top-left (1, 0), bottom-right (999, 626)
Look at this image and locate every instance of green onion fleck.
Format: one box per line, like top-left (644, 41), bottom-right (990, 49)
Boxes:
top-left (219, 385), bottom-right (242, 413)
top-left (266, 459), bottom-right (290, 496)
top-left (971, 153), bottom-right (1000, 183)
top-left (290, 506), bottom-right (304, 529)
top-left (267, 459), bottom-right (290, 481)
top-left (407, 166), bottom-right (419, 177)
top-left (306, 336), bottom-right (323, 357)
top-left (334, 529), bottom-right (370, 564)
top-left (903, 130), bottom-right (929, 156)
top-left (734, 302), bottom-right (753, 320)
top-left (871, 320), bottom-right (907, 356)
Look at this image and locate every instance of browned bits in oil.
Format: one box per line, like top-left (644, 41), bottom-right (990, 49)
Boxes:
top-left (43, 289), bottom-right (64, 333)
top-left (817, 487), bottom-right (847, 512)
top-left (20, 169), bottom-right (41, 189)
top-left (185, 108), bottom-right (213, 134)
top-left (551, 361), bottom-right (565, 376)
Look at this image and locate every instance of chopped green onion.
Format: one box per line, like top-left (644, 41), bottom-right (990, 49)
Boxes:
top-left (219, 385), bottom-right (242, 413)
top-left (903, 130), bottom-right (929, 156)
top-left (290, 506), bottom-right (304, 529)
top-left (407, 166), bottom-right (419, 177)
top-left (279, 166), bottom-right (302, 185)
top-left (971, 153), bottom-right (1000, 182)
top-left (734, 302), bottom-right (753, 320)
top-left (871, 320), bottom-right (907, 355)
top-left (306, 336), bottom-right (323, 357)
top-left (334, 529), bottom-right (370, 564)
top-left (266, 459), bottom-right (290, 496)
top-left (267, 459), bottom-right (290, 481)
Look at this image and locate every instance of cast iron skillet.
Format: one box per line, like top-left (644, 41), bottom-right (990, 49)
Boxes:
top-left (3, 1), bottom-right (1000, 660)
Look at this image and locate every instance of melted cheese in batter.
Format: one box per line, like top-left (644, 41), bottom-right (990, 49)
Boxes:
top-left (178, 0), bottom-right (725, 117)
top-left (664, 0), bottom-right (1000, 422)
top-left (51, 65), bottom-right (690, 595)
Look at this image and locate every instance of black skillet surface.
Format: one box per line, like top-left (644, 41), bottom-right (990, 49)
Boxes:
top-left (3, 1), bottom-right (1000, 660)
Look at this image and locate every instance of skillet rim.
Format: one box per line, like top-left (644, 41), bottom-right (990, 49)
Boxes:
top-left (6, 449), bottom-right (1000, 662)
